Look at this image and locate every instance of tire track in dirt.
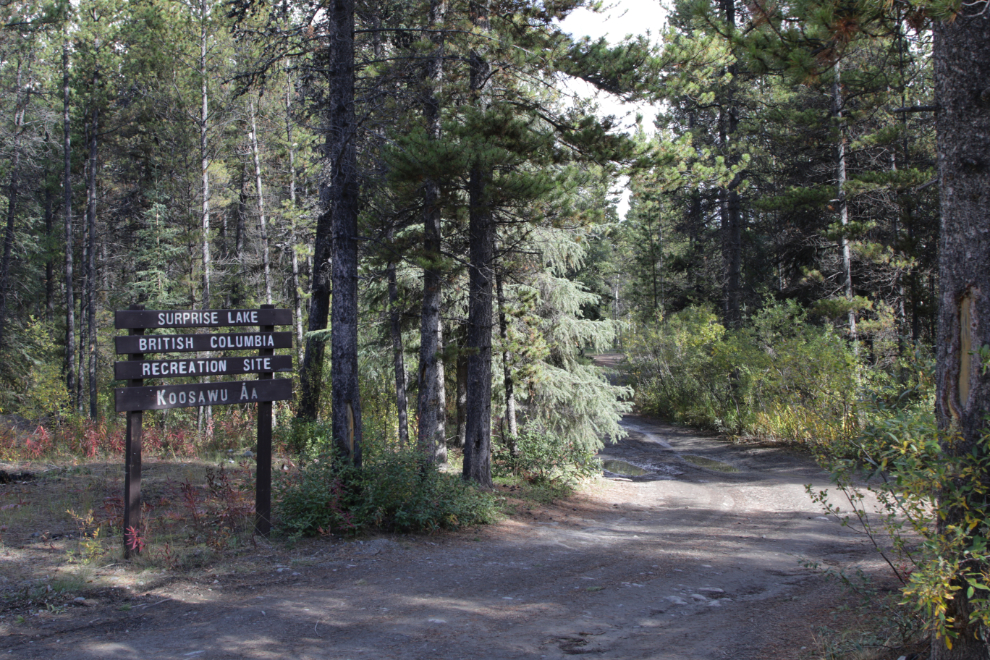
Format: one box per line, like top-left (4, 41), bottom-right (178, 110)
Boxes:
top-left (2, 415), bottom-right (879, 660)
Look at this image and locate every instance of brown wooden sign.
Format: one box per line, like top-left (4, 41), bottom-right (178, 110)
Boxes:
top-left (115, 304), bottom-right (292, 555)
top-left (115, 308), bottom-right (292, 329)
top-left (114, 331), bottom-right (293, 354)
top-left (114, 378), bottom-right (292, 412)
top-left (114, 355), bottom-right (292, 380)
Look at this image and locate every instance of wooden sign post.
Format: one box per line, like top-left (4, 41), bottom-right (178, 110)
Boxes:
top-left (114, 304), bottom-right (293, 557)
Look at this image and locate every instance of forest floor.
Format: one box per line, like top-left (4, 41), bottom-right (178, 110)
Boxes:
top-left (0, 409), bottom-right (918, 660)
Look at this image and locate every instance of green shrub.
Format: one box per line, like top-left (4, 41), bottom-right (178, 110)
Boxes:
top-left (274, 445), bottom-right (501, 537)
top-left (627, 301), bottom-right (878, 446)
top-left (492, 429), bottom-right (600, 485)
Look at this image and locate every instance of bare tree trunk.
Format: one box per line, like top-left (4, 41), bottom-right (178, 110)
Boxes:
top-left (284, 68), bottom-right (305, 364)
top-left (44, 161), bottom-right (55, 323)
top-left (417, 0), bottom-right (448, 464)
top-left (231, 164), bottom-right (247, 308)
top-left (78, 136), bottom-right (89, 412)
top-left (299, 0), bottom-right (362, 464)
top-left (86, 99), bottom-right (99, 419)
top-left (63, 40), bottom-right (76, 406)
top-left (200, 0), bottom-right (213, 430)
top-left (463, 0), bottom-right (494, 487)
top-left (833, 61), bottom-right (856, 339)
top-left (0, 59), bottom-right (25, 352)
top-left (249, 100), bottom-right (272, 305)
top-left (932, 9), bottom-right (990, 660)
top-left (387, 252), bottom-right (409, 447)
top-left (718, 0), bottom-right (742, 328)
top-left (328, 0), bottom-right (361, 462)
top-left (495, 269), bottom-right (516, 451)
top-left (456, 339), bottom-right (467, 448)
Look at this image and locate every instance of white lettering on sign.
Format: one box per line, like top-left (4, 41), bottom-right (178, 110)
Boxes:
top-left (140, 359), bottom-right (228, 377)
top-left (242, 357), bottom-right (272, 371)
top-left (226, 311), bottom-right (259, 324)
top-left (156, 311), bottom-right (220, 326)
top-left (138, 336), bottom-right (193, 352)
top-left (145, 385), bottom-right (235, 408)
top-left (240, 383), bottom-right (249, 401)
top-left (209, 334), bottom-right (274, 350)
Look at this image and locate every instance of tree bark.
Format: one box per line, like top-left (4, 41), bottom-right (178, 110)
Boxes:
top-left (200, 0), bottom-right (211, 310)
top-left (495, 269), bottom-right (517, 449)
top-left (200, 0), bottom-right (213, 430)
top-left (299, 0), bottom-right (362, 466)
top-left (44, 161), bottom-right (55, 324)
top-left (0, 59), bottom-right (25, 352)
top-left (231, 163), bottom-right (248, 308)
top-left (249, 100), bottom-right (272, 305)
top-left (284, 68), bottom-right (305, 364)
top-left (417, 0), bottom-right (448, 464)
top-left (387, 252), bottom-right (409, 447)
top-left (78, 125), bottom-right (89, 412)
top-left (833, 61), bottom-right (856, 338)
top-left (718, 0), bottom-right (742, 328)
top-left (63, 39), bottom-right (76, 406)
top-left (86, 98), bottom-right (99, 419)
top-left (463, 0), bottom-right (494, 487)
top-left (456, 337), bottom-right (467, 448)
top-left (932, 8), bottom-right (990, 660)
top-left (328, 0), bottom-right (361, 463)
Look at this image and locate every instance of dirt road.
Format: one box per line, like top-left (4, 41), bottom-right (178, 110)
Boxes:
top-left (2, 415), bottom-right (882, 659)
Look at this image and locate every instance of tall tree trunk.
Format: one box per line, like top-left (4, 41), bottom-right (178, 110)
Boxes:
top-left (387, 251), bottom-right (409, 447)
top-left (299, 0), bottom-right (362, 466)
top-left (328, 0), bottom-right (361, 462)
top-left (86, 100), bottom-right (99, 419)
top-left (833, 61), bottom-right (856, 338)
top-left (249, 100), bottom-right (272, 305)
top-left (0, 59), bottom-right (25, 351)
top-left (200, 1), bottom-right (213, 430)
top-left (44, 159), bottom-right (55, 323)
top-left (63, 40), bottom-right (76, 406)
top-left (417, 0), bottom-right (448, 464)
top-left (495, 269), bottom-right (516, 451)
top-left (718, 0), bottom-right (742, 328)
top-left (284, 68), bottom-right (305, 364)
top-left (463, 0), bottom-right (494, 487)
top-left (231, 163), bottom-right (248, 308)
top-left (455, 334), bottom-right (467, 448)
top-left (932, 9), bottom-right (990, 660)
top-left (200, 2), bottom-right (211, 310)
top-left (78, 132), bottom-right (89, 413)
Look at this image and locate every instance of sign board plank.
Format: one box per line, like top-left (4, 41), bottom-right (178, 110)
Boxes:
top-left (115, 308), bottom-right (292, 330)
top-left (114, 355), bottom-right (292, 381)
top-left (115, 331), bottom-right (292, 355)
top-left (115, 378), bottom-right (293, 412)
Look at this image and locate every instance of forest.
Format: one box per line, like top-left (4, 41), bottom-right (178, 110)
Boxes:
top-left (0, 0), bottom-right (988, 656)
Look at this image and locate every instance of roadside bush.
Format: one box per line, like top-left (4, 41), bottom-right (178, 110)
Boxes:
top-left (492, 428), bottom-right (600, 485)
top-left (274, 443), bottom-right (501, 537)
top-left (811, 398), bottom-right (990, 648)
top-left (626, 301), bottom-right (919, 448)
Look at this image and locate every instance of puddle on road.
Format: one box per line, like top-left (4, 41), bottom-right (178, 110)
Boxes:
top-left (680, 455), bottom-right (739, 472)
top-left (602, 460), bottom-right (651, 476)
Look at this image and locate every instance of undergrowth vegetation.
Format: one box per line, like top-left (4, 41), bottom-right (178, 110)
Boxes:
top-left (274, 423), bottom-right (501, 537)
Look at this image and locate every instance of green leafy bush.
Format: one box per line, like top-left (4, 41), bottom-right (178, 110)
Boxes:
top-left (274, 442), bottom-right (501, 537)
top-left (492, 429), bottom-right (600, 485)
top-left (628, 301), bottom-right (867, 445)
top-left (812, 401), bottom-right (990, 648)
